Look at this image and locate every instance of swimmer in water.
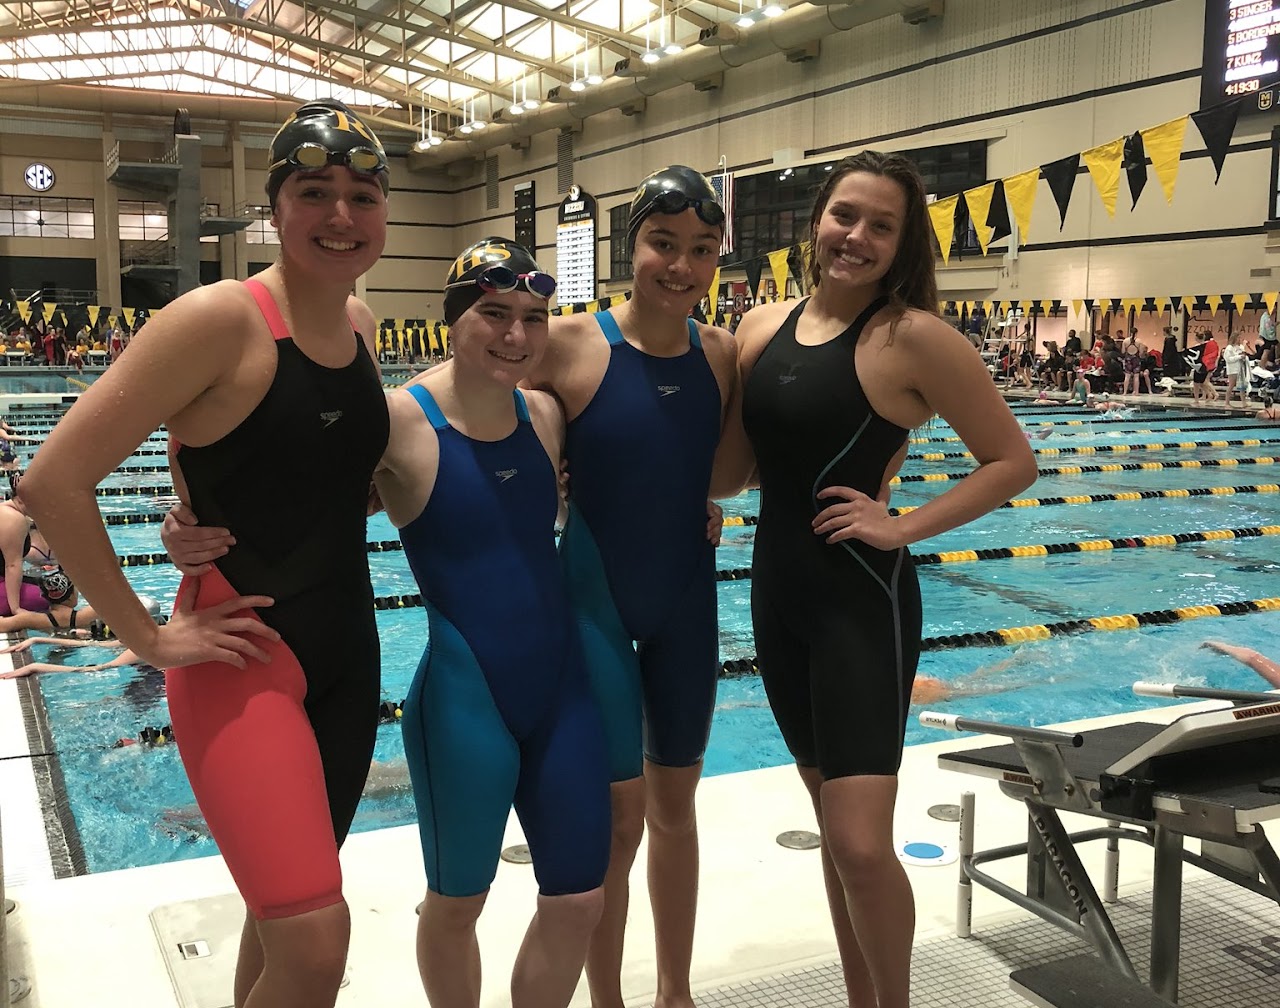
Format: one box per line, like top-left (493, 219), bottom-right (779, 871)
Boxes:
top-left (0, 635), bottom-right (143, 677)
top-left (1200, 640), bottom-right (1280, 689)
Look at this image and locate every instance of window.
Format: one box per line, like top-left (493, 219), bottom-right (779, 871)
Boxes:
top-left (118, 199), bottom-right (168, 242)
top-left (609, 204), bottom-right (631, 281)
top-left (0, 195), bottom-right (94, 239)
top-left (245, 206), bottom-right (280, 245)
top-left (606, 141), bottom-right (991, 268)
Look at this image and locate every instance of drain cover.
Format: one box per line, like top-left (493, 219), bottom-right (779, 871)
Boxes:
top-left (928, 804), bottom-right (961, 822)
top-left (177, 940), bottom-right (210, 960)
top-left (501, 844), bottom-right (533, 864)
top-left (776, 830), bottom-right (821, 850)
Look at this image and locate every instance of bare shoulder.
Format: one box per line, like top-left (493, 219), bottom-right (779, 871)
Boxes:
top-left (547, 312), bottom-right (598, 348)
top-left (345, 296), bottom-right (378, 335)
top-left (889, 309), bottom-right (974, 355)
top-left (696, 322), bottom-right (738, 366)
top-left (737, 299), bottom-right (797, 363)
top-left (521, 387), bottom-right (566, 427)
top-left (146, 280), bottom-right (257, 342)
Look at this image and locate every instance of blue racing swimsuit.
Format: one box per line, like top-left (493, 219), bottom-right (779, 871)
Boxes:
top-left (560, 310), bottom-right (722, 780)
top-left (399, 385), bottom-right (610, 898)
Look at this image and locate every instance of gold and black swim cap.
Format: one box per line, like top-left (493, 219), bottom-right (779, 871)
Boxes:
top-left (443, 238), bottom-right (551, 324)
top-left (266, 99), bottom-right (389, 208)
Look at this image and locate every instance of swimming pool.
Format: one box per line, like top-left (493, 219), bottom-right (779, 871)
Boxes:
top-left (27, 401), bottom-right (1280, 873)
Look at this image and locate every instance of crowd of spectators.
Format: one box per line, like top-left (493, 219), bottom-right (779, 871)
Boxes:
top-left (978, 317), bottom-right (1279, 408)
top-left (2, 322), bottom-right (133, 368)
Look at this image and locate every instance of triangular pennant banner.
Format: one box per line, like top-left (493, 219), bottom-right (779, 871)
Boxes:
top-left (1191, 100), bottom-right (1242, 183)
top-left (16, 302), bottom-right (30, 323)
top-left (963, 182), bottom-right (997, 254)
top-left (123, 307), bottom-right (136, 328)
top-left (1232, 293), bottom-right (1249, 314)
top-left (1266, 292), bottom-right (1279, 314)
top-left (744, 258), bottom-right (763, 299)
top-left (1071, 299), bottom-right (1083, 319)
top-left (1002, 169), bottom-right (1040, 244)
top-left (1141, 116), bottom-right (1189, 204)
top-left (767, 248), bottom-right (791, 295)
top-left (1207, 295), bottom-right (1223, 315)
top-left (1083, 299), bottom-right (1095, 315)
top-left (42, 303), bottom-right (57, 323)
top-left (1169, 296), bottom-right (1182, 313)
top-left (708, 267), bottom-right (720, 303)
top-left (787, 244), bottom-right (807, 294)
top-left (87, 306), bottom-right (100, 328)
top-left (1081, 137), bottom-right (1125, 217)
top-left (1122, 130), bottom-right (1148, 209)
top-left (927, 194), bottom-right (959, 264)
top-left (985, 179), bottom-right (1012, 245)
top-left (1040, 154), bottom-right (1079, 230)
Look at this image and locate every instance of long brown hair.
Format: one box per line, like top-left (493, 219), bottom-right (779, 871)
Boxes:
top-left (807, 150), bottom-right (939, 319)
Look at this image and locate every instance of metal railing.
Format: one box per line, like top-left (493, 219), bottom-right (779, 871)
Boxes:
top-left (119, 237), bottom-right (173, 267)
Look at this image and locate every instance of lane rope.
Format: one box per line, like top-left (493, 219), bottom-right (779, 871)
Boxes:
top-left (891, 483), bottom-right (1280, 514)
top-left (891, 456), bottom-right (1280, 484)
top-left (908, 437), bottom-right (1280, 463)
top-left (715, 596), bottom-right (1280, 676)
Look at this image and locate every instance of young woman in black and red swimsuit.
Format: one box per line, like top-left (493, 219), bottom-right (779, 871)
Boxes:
top-left (20, 99), bottom-right (391, 1008)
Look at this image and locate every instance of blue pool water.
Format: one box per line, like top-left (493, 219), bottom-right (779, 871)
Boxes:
top-left (26, 403), bottom-right (1280, 873)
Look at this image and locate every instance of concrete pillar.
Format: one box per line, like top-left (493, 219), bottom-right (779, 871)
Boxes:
top-left (171, 133), bottom-right (202, 296)
top-left (97, 120), bottom-right (122, 310)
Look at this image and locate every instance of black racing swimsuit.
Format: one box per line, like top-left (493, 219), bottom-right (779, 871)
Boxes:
top-left (741, 296), bottom-right (922, 779)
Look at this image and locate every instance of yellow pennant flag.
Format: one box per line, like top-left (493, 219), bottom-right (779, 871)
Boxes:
top-left (122, 307), bottom-right (136, 328)
top-left (982, 300), bottom-right (993, 316)
top-left (767, 247), bottom-right (791, 296)
top-left (708, 267), bottom-right (720, 303)
top-left (16, 302), bottom-right (30, 323)
top-left (1082, 137), bottom-right (1125, 217)
top-left (1232, 293), bottom-right (1249, 314)
top-left (926, 195), bottom-right (959, 265)
top-left (561, 304), bottom-right (575, 315)
top-left (395, 318), bottom-right (405, 331)
top-left (42, 303), bottom-right (57, 323)
top-left (107, 314), bottom-right (118, 329)
top-left (1121, 298), bottom-right (1138, 318)
top-left (585, 301), bottom-right (599, 313)
top-left (86, 306), bottom-right (100, 328)
top-left (1002, 168), bottom-right (1040, 245)
top-left (1071, 299), bottom-right (1084, 319)
top-left (1206, 295), bottom-right (1223, 315)
top-left (963, 183), bottom-right (996, 255)
top-left (1266, 292), bottom-right (1279, 313)
top-left (1140, 115), bottom-right (1189, 205)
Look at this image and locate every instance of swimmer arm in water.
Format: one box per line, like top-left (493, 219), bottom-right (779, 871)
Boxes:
top-left (0, 648), bottom-right (142, 678)
top-left (1200, 641), bottom-right (1280, 689)
top-left (0, 635), bottom-right (117, 653)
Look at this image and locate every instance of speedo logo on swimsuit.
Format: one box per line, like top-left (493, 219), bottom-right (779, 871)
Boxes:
top-left (495, 469), bottom-right (518, 483)
top-left (778, 375), bottom-right (798, 385)
top-left (320, 410), bottom-right (344, 428)
top-left (658, 385), bottom-right (680, 397)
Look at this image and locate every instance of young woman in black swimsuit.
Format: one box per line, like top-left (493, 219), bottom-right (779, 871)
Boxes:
top-left (713, 150), bottom-right (1036, 1007)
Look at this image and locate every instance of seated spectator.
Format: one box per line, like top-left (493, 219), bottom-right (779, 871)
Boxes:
top-left (1039, 341), bottom-right (1067, 391)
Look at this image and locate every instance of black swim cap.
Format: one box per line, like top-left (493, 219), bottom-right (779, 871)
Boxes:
top-left (443, 237), bottom-right (546, 325)
top-left (266, 99), bottom-right (389, 209)
top-left (627, 165), bottom-right (724, 243)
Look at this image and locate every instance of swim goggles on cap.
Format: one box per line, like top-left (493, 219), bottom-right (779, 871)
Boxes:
top-left (644, 189), bottom-right (726, 228)
top-left (446, 265), bottom-right (557, 300)
top-left (268, 142), bottom-right (387, 176)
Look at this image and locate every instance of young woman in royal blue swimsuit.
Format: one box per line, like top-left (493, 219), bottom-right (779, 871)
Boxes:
top-left (713, 150), bottom-right (1037, 1008)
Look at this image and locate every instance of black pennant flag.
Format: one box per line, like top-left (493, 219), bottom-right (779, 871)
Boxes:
top-left (1083, 298), bottom-right (1096, 315)
top-left (1191, 99), bottom-right (1242, 183)
top-left (787, 244), bottom-right (806, 292)
top-left (985, 179), bottom-right (1012, 244)
top-left (1169, 296), bottom-right (1183, 313)
top-left (1040, 153), bottom-right (1079, 230)
top-left (1123, 130), bottom-right (1148, 208)
top-left (744, 258), bottom-right (763, 300)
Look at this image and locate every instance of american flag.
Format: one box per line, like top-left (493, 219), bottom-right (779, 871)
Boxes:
top-left (710, 167), bottom-right (735, 256)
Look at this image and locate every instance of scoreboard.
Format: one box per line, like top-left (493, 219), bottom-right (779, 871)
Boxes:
top-left (1202, 0), bottom-right (1280, 113)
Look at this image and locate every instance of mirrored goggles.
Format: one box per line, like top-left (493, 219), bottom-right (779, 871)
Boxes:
top-left (447, 265), bottom-right (557, 300)
top-left (269, 142), bottom-right (387, 176)
top-left (646, 189), bottom-right (726, 228)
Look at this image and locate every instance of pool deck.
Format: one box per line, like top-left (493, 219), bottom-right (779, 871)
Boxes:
top-left (4, 676), bottom-right (1278, 1007)
top-left (4, 393), bottom-right (1278, 1005)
